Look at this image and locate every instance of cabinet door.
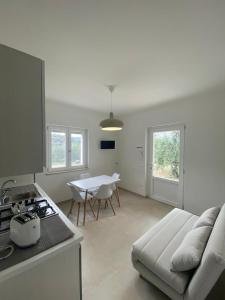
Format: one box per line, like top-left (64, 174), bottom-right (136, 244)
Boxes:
top-left (0, 44), bottom-right (45, 177)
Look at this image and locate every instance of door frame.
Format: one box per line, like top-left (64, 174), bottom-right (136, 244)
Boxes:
top-left (145, 124), bottom-right (185, 208)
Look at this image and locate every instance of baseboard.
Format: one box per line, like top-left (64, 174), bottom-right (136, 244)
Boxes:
top-left (119, 187), bottom-right (179, 208)
top-left (119, 187), bottom-right (147, 198)
top-left (150, 194), bottom-right (178, 207)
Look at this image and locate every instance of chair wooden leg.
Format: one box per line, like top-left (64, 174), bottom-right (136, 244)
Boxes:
top-left (108, 196), bottom-right (116, 215)
top-left (116, 187), bottom-right (120, 207)
top-left (68, 199), bottom-right (75, 216)
top-left (92, 198), bottom-right (97, 208)
top-left (97, 199), bottom-right (101, 220)
top-left (104, 200), bottom-right (108, 209)
top-left (88, 200), bottom-right (96, 218)
top-left (77, 203), bottom-right (81, 226)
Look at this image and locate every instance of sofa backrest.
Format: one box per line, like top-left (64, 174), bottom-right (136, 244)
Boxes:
top-left (184, 203), bottom-right (225, 300)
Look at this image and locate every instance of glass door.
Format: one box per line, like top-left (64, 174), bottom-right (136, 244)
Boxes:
top-left (148, 125), bottom-right (184, 208)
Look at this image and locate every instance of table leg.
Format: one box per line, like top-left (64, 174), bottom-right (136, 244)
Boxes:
top-left (77, 203), bottom-right (81, 226)
top-left (83, 191), bottom-right (87, 225)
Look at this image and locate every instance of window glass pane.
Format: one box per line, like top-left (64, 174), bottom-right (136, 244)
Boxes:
top-left (51, 131), bottom-right (66, 168)
top-left (153, 130), bottom-right (180, 181)
top-left (71, 133), bottom-right (83, 166)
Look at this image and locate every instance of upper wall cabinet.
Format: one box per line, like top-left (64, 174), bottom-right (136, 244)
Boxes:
top-left (0, 44), bottom-right (45, 177)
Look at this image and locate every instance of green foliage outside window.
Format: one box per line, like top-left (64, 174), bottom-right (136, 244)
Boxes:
top-left (153, 131), bottom-right (180, 180)
top-left (71, 134), bottom-right (82, 165)
top-left (51, 132), bottom-right (66, 168)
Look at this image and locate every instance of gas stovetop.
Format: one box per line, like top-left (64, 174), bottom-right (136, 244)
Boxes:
top-left (0, 198), bottom-right (57, 233)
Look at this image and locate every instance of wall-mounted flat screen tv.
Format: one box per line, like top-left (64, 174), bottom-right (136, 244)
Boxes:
top-left (100, 140), bottom-right (115, 149)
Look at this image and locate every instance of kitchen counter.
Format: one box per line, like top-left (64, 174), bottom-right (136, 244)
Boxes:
top-left (0, 183), bottom-right (83, 300)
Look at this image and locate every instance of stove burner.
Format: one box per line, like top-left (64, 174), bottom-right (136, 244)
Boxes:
top-left (0, 198), bottom-right (57, 233)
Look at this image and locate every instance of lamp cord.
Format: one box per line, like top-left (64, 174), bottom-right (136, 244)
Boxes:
top-left (110, 91), bottom-right (112, 112)
top-left (107, 85), bottom-right (115, 113)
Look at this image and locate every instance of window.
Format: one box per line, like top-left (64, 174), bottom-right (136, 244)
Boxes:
top-left (47, 126), bottom-right (88, 172)
top-left (153, 130), bottom-right (180, 181)
top-left (51, 130), bottom-right (67, 168)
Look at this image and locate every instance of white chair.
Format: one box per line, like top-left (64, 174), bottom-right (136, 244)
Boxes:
top-left (92, 184), bottom-right (115, 220)
top-left (112, 173), bottom-right (120, 207)
top-left (79, 172), bottom-right (91, 179)
top-left (67, 183), bottom-right (95, 226)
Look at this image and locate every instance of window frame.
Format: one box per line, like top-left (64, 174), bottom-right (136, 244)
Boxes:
top-left (47, 125), bottom-right (88, 173)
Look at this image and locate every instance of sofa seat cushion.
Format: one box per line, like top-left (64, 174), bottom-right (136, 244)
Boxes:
top-left (132, 208), bottom-right (198, 294)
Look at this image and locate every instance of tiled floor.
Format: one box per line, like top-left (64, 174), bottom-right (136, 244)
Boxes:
top-left (58, 189), bottom-right (225, 300)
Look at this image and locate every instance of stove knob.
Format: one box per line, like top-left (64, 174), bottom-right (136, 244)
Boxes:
top-left (25, 199), bottom-right (29, 206)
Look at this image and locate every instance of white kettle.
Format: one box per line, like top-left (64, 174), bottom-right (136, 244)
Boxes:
top-left (10, 213), bottom-right (40, 248)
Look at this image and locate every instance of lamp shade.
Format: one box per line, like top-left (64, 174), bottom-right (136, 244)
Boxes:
top-left (100, 112), bottom-right (123, 131)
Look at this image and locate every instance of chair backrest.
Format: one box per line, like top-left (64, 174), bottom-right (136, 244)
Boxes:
top-left (94, 184), bottom-right (113, 200)
top-left (80, 172), bottom-right (91, 179)
top-left (67, 183), bottom-right (84, 202)
top-left (112, 172), bottom-right (120, 180)
top-left (112, 173), bottom-right (120, 191)
top-left (185, 204), bottom-right (225, 300)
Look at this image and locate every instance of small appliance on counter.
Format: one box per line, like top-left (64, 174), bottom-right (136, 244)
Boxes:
top-left (10, 212), bottom-right (40, 247)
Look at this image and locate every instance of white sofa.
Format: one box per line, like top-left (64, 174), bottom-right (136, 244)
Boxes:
top-left (132, 204), bottom-right (225, 300)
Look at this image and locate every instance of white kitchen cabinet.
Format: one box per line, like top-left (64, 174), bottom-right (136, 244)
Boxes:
top-left (0, 243), bottom-right (82, 300)
top-left (0, 44), bottom-right (45, 177)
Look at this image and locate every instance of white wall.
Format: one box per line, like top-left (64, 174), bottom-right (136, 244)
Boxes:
top-left (0, 100), bottom-right (118, 202)
top-left (118, 87), bottom-right (225, 214)
top-left (2, 88), bottom-right (225, 213)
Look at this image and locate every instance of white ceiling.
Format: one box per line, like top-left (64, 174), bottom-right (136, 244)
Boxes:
top-left (1, 0), bottom-right (225, 114)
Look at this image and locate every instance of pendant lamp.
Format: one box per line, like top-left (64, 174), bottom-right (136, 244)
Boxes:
top-left (100, 85), bottom-right (123, 131)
